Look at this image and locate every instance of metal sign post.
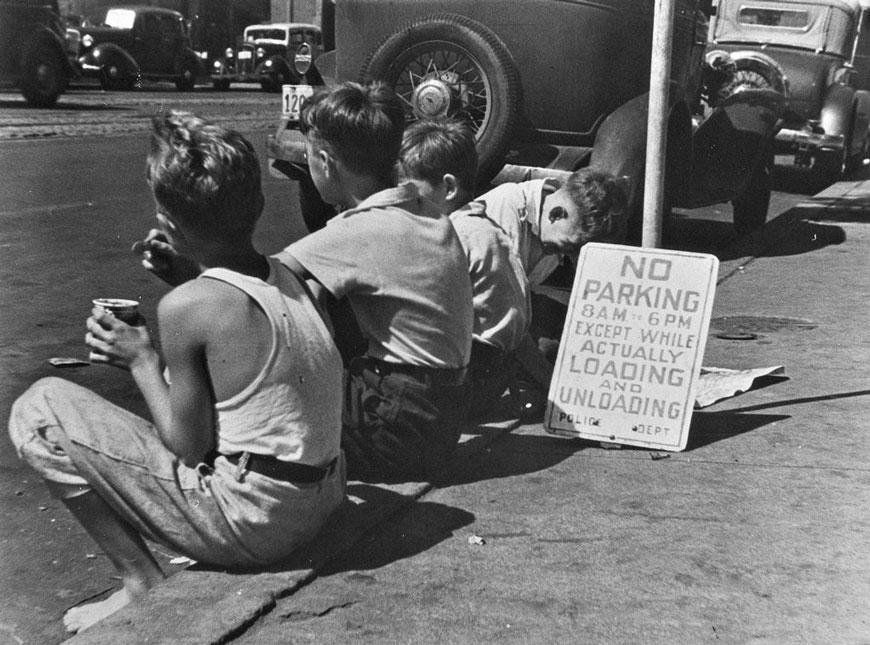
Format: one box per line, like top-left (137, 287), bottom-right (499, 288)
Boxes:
top-left (642, 0), bottom-right (677, 249)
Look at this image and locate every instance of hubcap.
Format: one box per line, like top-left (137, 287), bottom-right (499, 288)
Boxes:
top-left (390, 43), bottom-right (490, 138)
top-left (412, 77), bottom-right (454, 119)
top-left (35, 62), bottom-right (53, 86)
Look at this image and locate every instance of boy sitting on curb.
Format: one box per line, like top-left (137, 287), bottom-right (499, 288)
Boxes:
top-left (277, 82), bottom-right (475, 482)
top-left (9, 112), bottom-right (346, 634)
top-left (397, 119), bottom-right (531, 420)
top-left (453, 166), bottom-right (628, 408)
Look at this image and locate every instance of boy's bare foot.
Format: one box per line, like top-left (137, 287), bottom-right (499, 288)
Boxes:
top-left (63, 587), bottom-right (133, 633)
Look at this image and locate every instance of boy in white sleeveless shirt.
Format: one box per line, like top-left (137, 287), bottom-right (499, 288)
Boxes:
top-left (8, 112), bottom-right (345, 634)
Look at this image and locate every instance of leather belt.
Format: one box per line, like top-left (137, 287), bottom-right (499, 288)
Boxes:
top-left (368, 357), bottom-right (468, 386)
top-left (216, 452), bottom-right (337, 484)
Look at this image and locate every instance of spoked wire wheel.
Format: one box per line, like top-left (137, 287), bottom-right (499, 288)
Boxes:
top-left (362, 14), bottom-right (521, 183)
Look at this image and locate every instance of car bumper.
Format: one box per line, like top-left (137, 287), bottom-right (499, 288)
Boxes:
top-left (77, 56), bottom-right (102, 78)
top-left (266, 122), bottom-right (308, 179)
top-left (211, 72), bottom-right (263, 83)
top-left (775, 127), bottom-right (844, 157)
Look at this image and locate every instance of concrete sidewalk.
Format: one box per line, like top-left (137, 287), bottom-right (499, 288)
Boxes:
top-left (67, 179), bottom-right (870, 644)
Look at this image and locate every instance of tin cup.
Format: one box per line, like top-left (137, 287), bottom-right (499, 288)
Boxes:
top-left (92, 298), bottom-right (140, 325)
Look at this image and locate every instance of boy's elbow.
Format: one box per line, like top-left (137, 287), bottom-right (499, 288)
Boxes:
top-left (177, 449), bottom-right (207, 469)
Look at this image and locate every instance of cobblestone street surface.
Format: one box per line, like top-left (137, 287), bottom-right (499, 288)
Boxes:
top-left (0, 86), bottom-right (279, 139)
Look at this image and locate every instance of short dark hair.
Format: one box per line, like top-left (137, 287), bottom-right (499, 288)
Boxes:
top-left (563, 168), bottom-right (628, 242)
top-left (398, 119), bottom-right (479, 193)
top-left (299, 81), bottom-right (405, 183)
top-left (146, 110), bottom-right (261, 234)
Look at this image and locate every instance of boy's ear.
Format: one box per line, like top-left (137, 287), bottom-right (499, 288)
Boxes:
top-left (548, 205), bottom-right (569, 223)
top-left (156, 211), bottom-right (176, 233)
top-left (443, 173), bottom-right (460, 201)
top-left (318, 148), bottom-right (334, 177)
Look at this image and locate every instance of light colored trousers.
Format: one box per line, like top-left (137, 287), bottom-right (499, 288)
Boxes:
top-left (9, 377), bottom-right (345, 567)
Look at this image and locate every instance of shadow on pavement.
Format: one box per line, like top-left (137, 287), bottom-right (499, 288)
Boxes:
top-left (193, 483), bottom-right (477, 577)
top-left (685, 388), bottom-right (870, 450)
top-left (434, 430), bottom-right (583, 489)
top-left (686, 409), bottom-right (790, 450)
top-left (316, 499), bottom-right (475, 575)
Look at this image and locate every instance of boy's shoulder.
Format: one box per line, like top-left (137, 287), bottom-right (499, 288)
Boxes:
top-left (159, 274), bottom-right (248, 327)
top-left (477, 177), bottom-right (552, 203)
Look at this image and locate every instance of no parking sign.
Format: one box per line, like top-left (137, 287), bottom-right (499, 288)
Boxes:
top-left (545, 243), bottom-right (718, 451)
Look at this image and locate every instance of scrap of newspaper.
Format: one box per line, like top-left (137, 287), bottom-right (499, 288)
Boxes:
top-left (694, 366), bottom-right (786, 408)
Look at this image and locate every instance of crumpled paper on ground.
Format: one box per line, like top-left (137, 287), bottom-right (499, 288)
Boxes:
top-left (694, 366), bottom-right (786, 408)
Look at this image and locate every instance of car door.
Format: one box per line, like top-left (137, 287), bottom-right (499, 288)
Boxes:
top-left (132, 12), bottom-right (165, 73)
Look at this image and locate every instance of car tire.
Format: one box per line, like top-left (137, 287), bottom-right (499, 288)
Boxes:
top-left (846, 121), bottom-right (869, 172)
top-left (175, 62), bottom-right (197, 91)
top-left (213, 79), bottom-right (230, 91)
top-left (729, 55), bottom-right (787, 96)
top-left (815, 147), bottom-right (846, 184)
top-left (361, 13), bottom-right (521, 183)
top-left (20, 39), bottom-right (65, 108)
top-left (266, 66), bottom-right (289, 93)
top-left (732, 154), bottom-right (771, 237)
top-left (100, 57), bottom-right (134, 91)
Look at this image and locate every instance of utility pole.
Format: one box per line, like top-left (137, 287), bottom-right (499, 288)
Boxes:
top-left (642, 0), bottom-right (676, 249)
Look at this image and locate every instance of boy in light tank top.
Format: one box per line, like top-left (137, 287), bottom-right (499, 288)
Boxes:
top-left (8, 112), bottom-right (345, 634)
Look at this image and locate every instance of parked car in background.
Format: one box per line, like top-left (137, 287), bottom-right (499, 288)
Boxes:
top-left (211, 22), bottom-right (322, 91)
top-left (710, 0), bottom-right (870, 181)
top-left (77, 6), bottom-right (203, 91)
top-left (268, 0), bottom-right (786, 241)
top-left (0, 0), bottom-right (79, 107)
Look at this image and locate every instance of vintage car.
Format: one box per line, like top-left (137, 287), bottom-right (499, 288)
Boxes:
top-left (77, 6), bottom-right (203, 91)
top-left (267, 0), bottom-right (787, 240)
top-left (211, 22), bottom-right (322, 91)
top-left (0, 0), bottom-right (79, 107)
top-left (710, 0), bottom-right (870, 181)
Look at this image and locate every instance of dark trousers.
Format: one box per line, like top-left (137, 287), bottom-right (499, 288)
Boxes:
top-left (468, 341), bottom-right (518, 420)
top-left (341, 356), bottom-right (472, 482)
top-left (529, 292), bottom-right (569, 363)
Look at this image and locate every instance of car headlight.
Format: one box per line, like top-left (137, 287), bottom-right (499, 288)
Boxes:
top-left (264, 59), bottom-right (273, 68)
top-left (225, 47), bottom-right (234, 58)
top-left (213, 60), bottom-right (222, 69)
top-left (256, 47), bottom-right (266, 59)
top-left (82, 33), bottom-right (93, 48)
top-left (294, 43), bottom-right (313, 75)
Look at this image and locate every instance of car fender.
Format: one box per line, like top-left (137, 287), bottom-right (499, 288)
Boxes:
top-left (260, 55), bottom-right (290, 74)
top-left (820, 83), bottom-right (855, 140)
top-left (852, 90), bottom-right (870, 153)
top-left (311, 49), bottom-right (336, 86)
top-left (85, 42), bottom-right (138, 74)
top-left (682, 87), bottom-right (785, 208)
top-left (20, 26), bottom-right (71, 75)
top-left (588, 86), bottom-right (692, 241)
top-left (176, 48), bottom-right (204, 76)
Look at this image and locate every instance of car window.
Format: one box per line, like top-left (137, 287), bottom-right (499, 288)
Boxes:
top-left (737, 7), bottom-right (810, 29)
top-left (158, 15), bottom-right (181, 36)
top-left (289, 31), bottom-right (304, 45)
top-left (245, 28), bottom-right (286, 41)
top-left (103, 8), bottom-right (136, 29)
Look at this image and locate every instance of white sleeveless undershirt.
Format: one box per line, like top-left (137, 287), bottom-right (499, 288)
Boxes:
top-left (200, 257), bottom-right (342, 467)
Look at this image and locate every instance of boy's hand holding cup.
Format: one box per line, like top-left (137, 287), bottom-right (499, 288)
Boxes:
top-left (92, 298), bottom-right (141, 325)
